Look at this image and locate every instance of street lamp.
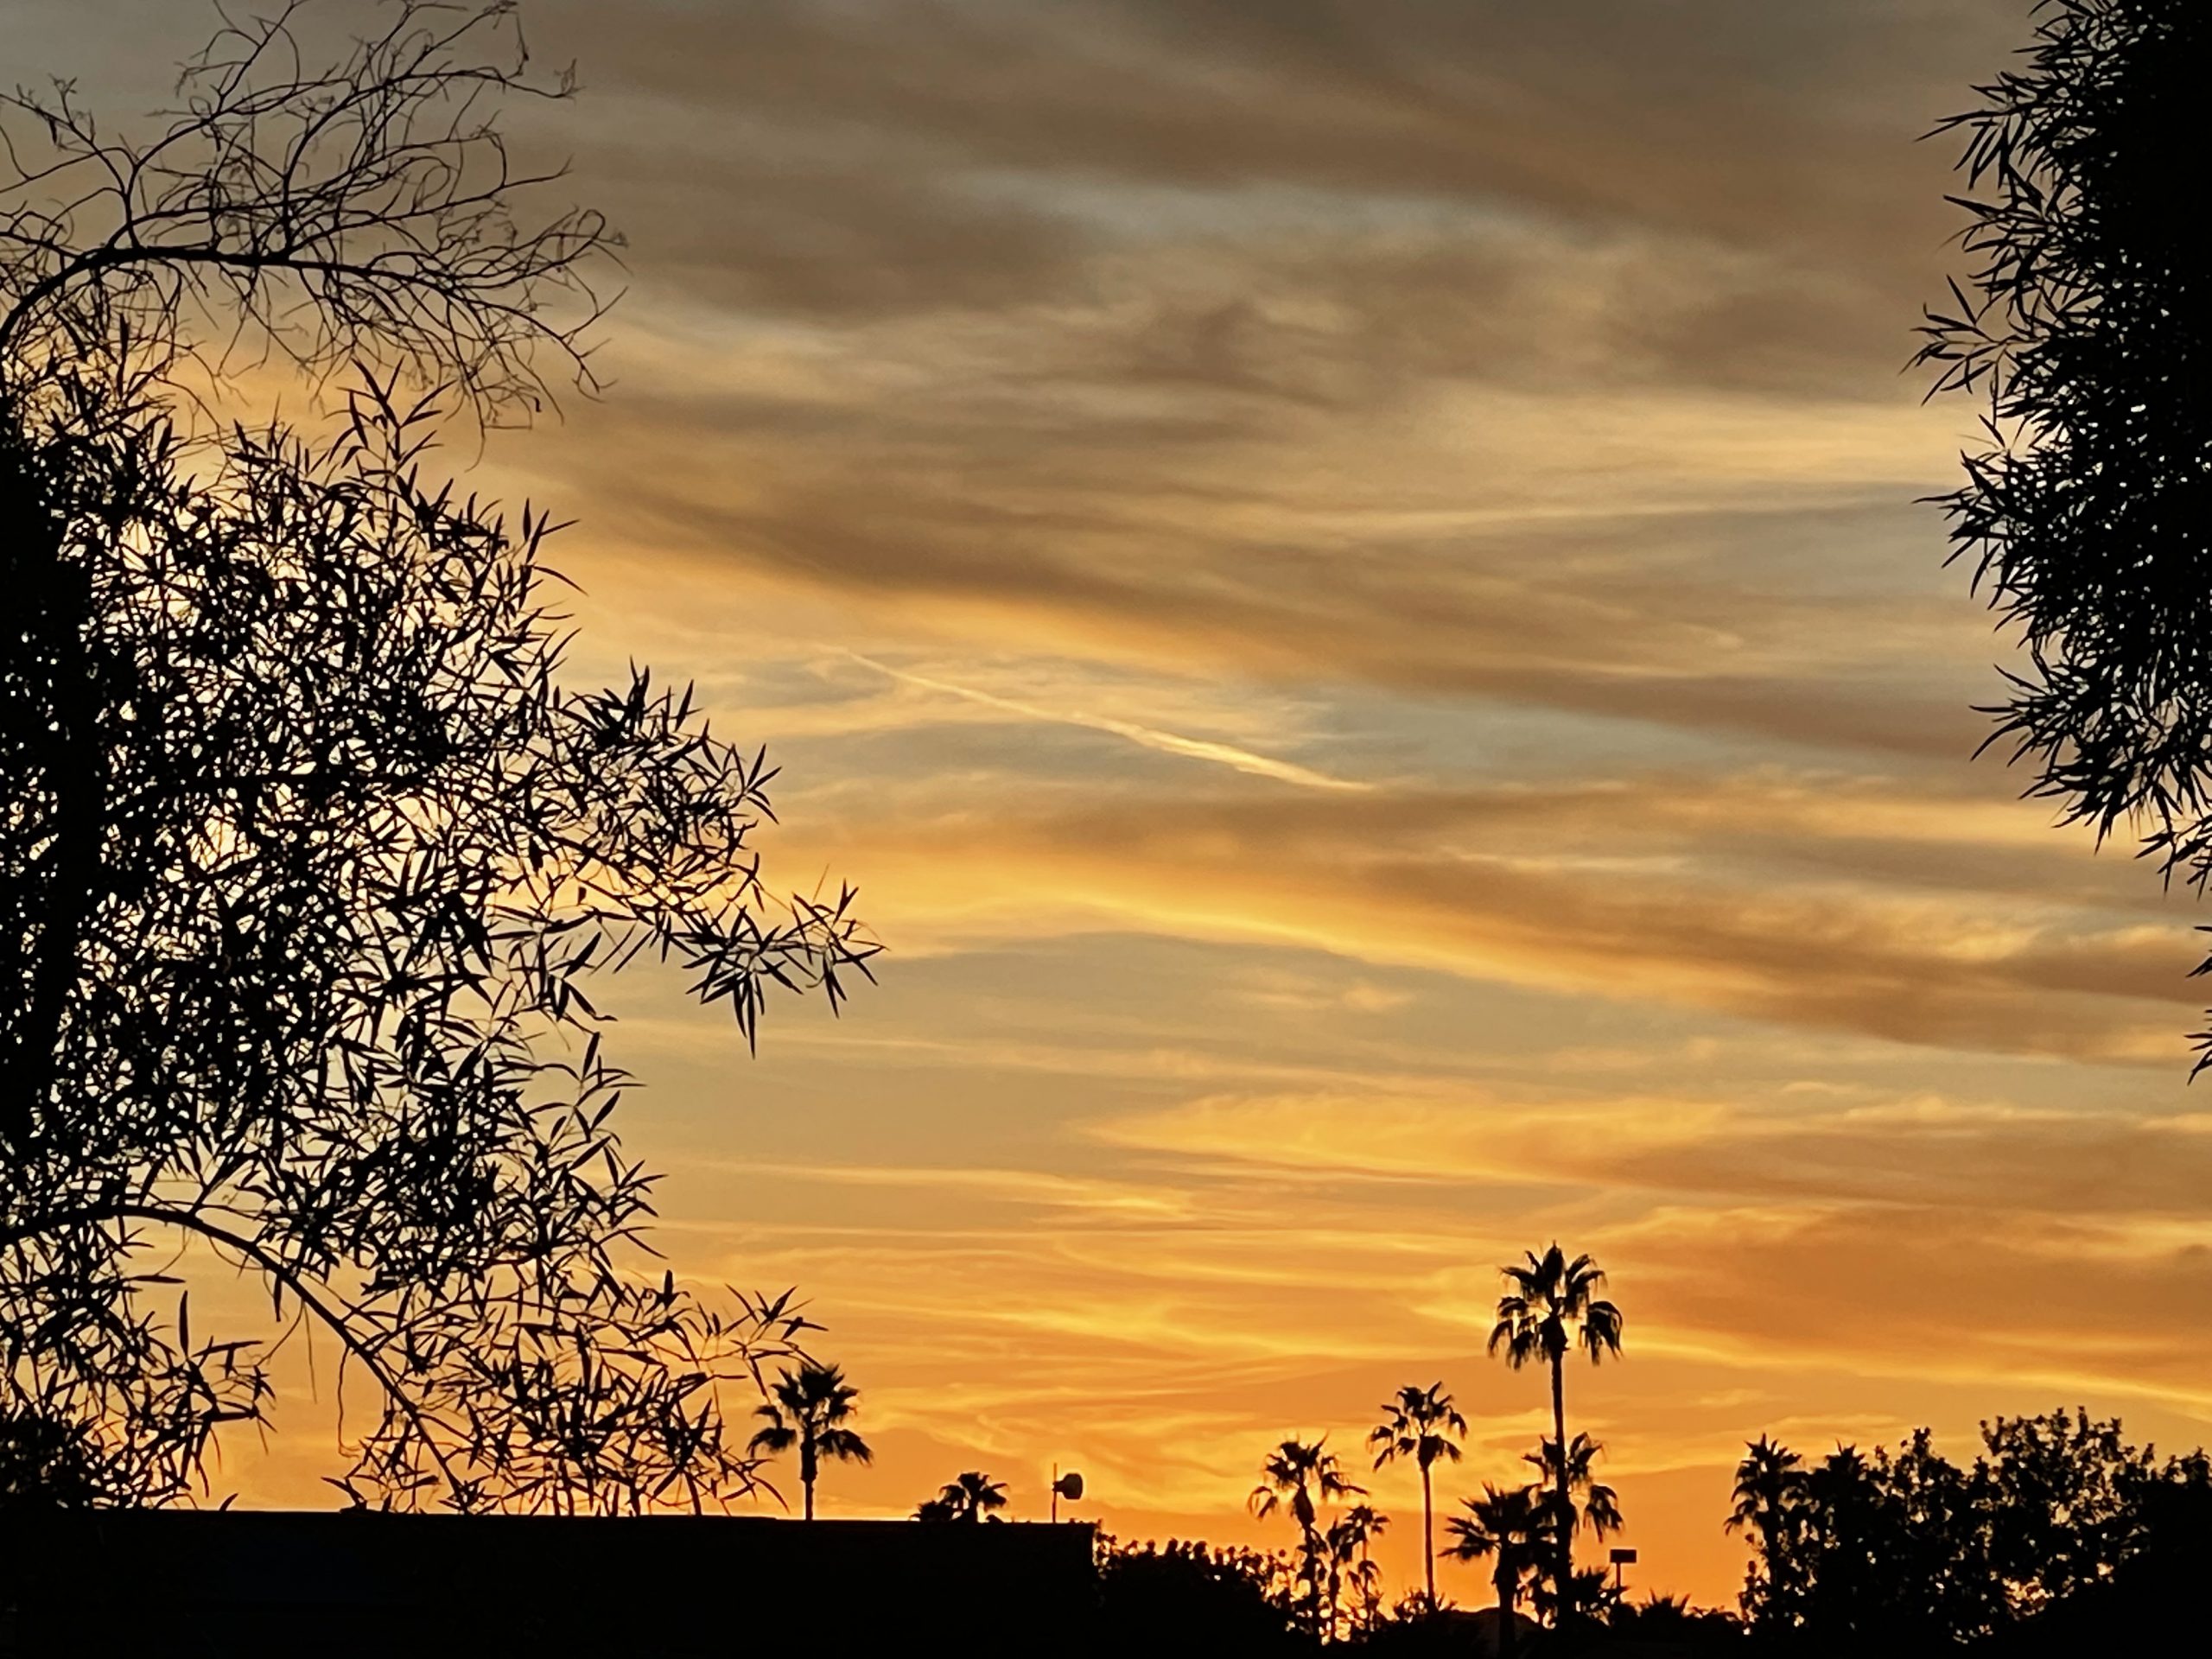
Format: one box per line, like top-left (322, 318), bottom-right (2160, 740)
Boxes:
top-left (1609, 1546), bottom-right (1637, 1598)
top-left (1050, 1466), bottom-right (1084, 1523)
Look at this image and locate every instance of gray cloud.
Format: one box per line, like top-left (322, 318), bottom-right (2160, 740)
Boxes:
top-left (528, 0), bottom-right (2022, 397)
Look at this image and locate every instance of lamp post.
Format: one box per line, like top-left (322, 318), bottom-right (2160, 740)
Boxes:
top-left (1609, 1546), bottom-right (1637, 1599)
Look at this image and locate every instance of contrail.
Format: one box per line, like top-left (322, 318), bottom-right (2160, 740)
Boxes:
top-left (836, 649), bottom-right (1371, 793)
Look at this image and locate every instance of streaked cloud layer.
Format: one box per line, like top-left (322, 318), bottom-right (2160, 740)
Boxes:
top-left (38, 0), bottom-right (2212, 1607)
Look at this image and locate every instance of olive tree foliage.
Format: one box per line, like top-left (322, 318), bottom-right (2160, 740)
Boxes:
top-left (1918, 1), bottom-right (2212, 1059)
top-left (0, 2), bottom-right (873, 1511)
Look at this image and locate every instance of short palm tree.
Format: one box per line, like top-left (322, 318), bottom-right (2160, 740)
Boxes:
top-left (1490, 1243), bottom-right (1623, 1620)
top-left (1726, 1437), bottom-right (1809, 1630)
top-left (1727, 1435), bottom-right (1806, 1551)
top-left (1541, 1566), bottom-right (1622, 1627)
top-left (1445, 1483), bottom-right (1549, 1659)
top-left (1326, 1503), bottom-right (1391, 1639)
top-left (928, 1469), bottom-right (1009, 1522)
top-left (1524, 1433), bottom-right (1624, 1545)
top-left (746, 1360), bottom-right (872, 1521)
top-left (1250, 1437), bottom-right (1364, 1636)
top-left (1369, 1382), bottom-right (1468, 1606)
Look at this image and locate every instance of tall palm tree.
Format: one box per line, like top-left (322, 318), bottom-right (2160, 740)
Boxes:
top-left (746, 1360), bottom-right (872, 1521)
top-left (1490, 1243), bottom-right (1623, 1620)
top-left (1369, 1381), bottom-right (1469, 1606)
top-left (1445, 1483), bottom-right (1549, 1659)
top-left (1250, 1437), bottom-right (1364, 1637)
top-left (928, 1469), bottom-right (1009, 1522)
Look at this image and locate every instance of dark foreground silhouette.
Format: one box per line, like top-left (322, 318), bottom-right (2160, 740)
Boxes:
top-left (4, 1422), bottom-right (2205, 1658)
top-left (0, 1510), bottom-right (1095, 1657)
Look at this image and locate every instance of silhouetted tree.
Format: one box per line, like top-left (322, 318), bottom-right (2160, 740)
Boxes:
top-left (1444, 1483), bottom-right (1549, 1659)
top-left (1251, 1437), bottom-right (1364, 1638)
top-left (748, 1362), bottom-right (872, 1521)
top-left (1918, 1), bottom-right (2212, 1065)
top-left (1522, 1433), bottom-right (1622, 1624)
top-left (1979, 1406), bottom-right (2159, 1615)
top-left (1727, 1434), bottom-right (1808, 1626)
top-left (1370, 1382), bottom-right (1468, 1607)
top-left (1095, 1535), bottom-right (1307, 1652)
top-left (921, 1470), bottom-right (1009, 1523)
top-left (1791, 1445), bottom-right (1897, 1637)
top-left (1525, 1433), bottom-right (1623, 1544)
top-left (1325, 1502), bottom-right (1390, 1641)
top-left (0, 2), bottom-right (871, 1511)
top-left (1732, 1412), bottom-right (2209, 1647)
top-left (1981, 1452), bottom-right (2212, 1657)
top-left (1539, 1565), bottom-right (1627, 1629)
top-left (1490, 1243), bottom-right (1623, 1623)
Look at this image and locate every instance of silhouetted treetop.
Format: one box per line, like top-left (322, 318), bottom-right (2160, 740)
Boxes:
top-left (1732, 1409), bottom-right (2212, 1646)
top-left (0, 1), bottom-right (872, 1512)
top-left (0, 0), bottom-right (611, 428)
top-left (919, 1470), bottom-right (1009, 1523)
top-left (1921, 1), bottom-right (2212, 1059)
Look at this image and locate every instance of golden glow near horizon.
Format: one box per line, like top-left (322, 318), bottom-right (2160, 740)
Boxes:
top-left (38, 0), bottom-right (2212, 1611)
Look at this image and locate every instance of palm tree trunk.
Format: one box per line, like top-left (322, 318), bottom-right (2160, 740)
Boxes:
top-left (801, 1436), bottom-right (817, 1521)
top-left (1550, 1352), bottom-right (1570, 1625)
top-left (1302, 1527), bottom-right (1322, 1640)
top-left (1421, 1461), bottom-right (1436, 1605)
top-left (1497, 1566), bottom-right (1518, 1659)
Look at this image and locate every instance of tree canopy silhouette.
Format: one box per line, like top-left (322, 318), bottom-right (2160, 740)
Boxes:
top-left (0, 1), bottom-right (872, 1511)
top-left (1094, 1535), bottom-right (1306, 1653)
top-left (1731, 1410), bottom-right (2212, 1646)
top-left (916, 1470), bottom-right (1008, 1523)
top-left (1919, 0), bottom-right (2212, 1063)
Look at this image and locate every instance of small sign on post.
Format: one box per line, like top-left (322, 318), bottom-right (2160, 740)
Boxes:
top-left (1609, 1547), bottom-right (1638, 1595)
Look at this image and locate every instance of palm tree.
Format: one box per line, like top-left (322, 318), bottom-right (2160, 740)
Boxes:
top-left (746, 1360), bottom-right (872, 1521)
top-left (1369, 1382), bottom-right (1469, 1606)
top-left (1524, 1433), bottom-right (1624, 1546)
top-left (1325, 1503), bottom-right (1391, 1640)
top-left (1728, 1435), bottom-right (1806, 1548)
top-left (1727, 1436), bottom-right (1808, 1629)
top-left (1250, 1437), bottom-right (1364, 1637)
top-left (1445, 1483), bottom-right (1549, 1659)
top-left (1490, 1243), bottom-right (1623, 1620)
top-left (1532, 1562), bottom-right (1626, 1627)
top-left (927, 1469), bottom-right (1009, 1522)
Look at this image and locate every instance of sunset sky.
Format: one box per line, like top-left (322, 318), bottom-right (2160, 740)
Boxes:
top-left (29, 0), bottom-right (2212, 1607)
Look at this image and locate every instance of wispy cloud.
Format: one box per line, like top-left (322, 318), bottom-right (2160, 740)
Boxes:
top-left (836, 648), bottom-right (1372, 791)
